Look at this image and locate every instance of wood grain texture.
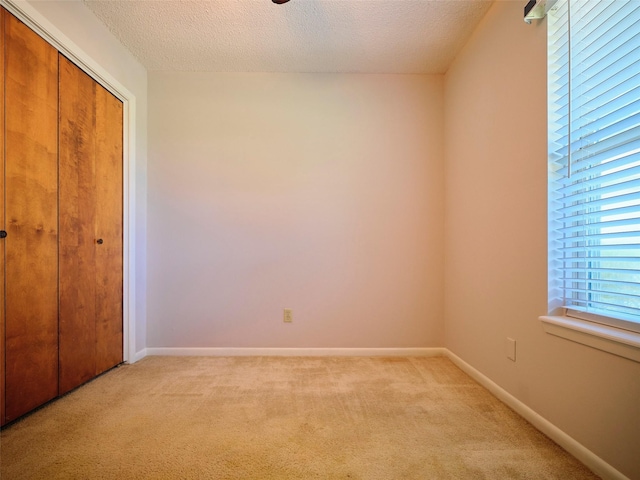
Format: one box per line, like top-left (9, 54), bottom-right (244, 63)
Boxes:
top-left (4, 11), bottom-right (59, 422)
top-left (94, 84), bottom-right (123, 375)
top-left (1, 6), bottom-right (6, 426)
top-left (59, 56), bottom-right (123, 392)
top-left (58, 55), bottom-right (98, 395)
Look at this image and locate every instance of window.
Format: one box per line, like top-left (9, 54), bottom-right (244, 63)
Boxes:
top-left (547, 0), bottom-right (640, 334)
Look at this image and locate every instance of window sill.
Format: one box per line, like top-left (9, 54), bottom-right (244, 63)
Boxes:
top-left (539, 315), bottom-right (640, 363)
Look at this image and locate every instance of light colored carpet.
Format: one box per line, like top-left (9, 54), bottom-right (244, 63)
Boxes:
top-left (1, 356), bottom-right (599, 479)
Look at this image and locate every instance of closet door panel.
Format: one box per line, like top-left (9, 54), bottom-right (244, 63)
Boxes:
top-left (58, 55), bottom-right (98, 395)
top-left (94, 85), bottom-right (123, 375)
top-left (4, 11), bottom-right (59, 422)
top-left (1, 6), bottom-right (6, 426)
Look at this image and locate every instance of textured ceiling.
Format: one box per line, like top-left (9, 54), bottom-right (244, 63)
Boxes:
top-left (83, 0), bottom-right (493, 74)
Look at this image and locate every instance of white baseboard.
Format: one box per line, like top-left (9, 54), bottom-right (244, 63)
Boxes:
top-left (445, 351), bottom-right (629, 480)
top-left (130, 348), bottom-right (147, 363)
top-left (144, 347), bottom-right (446, 357)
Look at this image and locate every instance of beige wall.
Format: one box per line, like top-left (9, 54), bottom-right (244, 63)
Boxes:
top-left (26, 0), bottom-right (148, 354)
top-left (147, 73), bottom-right (444, 348)
top-left (444, 2), bottom-right (640, 478)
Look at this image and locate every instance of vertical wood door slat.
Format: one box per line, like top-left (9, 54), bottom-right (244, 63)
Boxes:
top-left (4, 11), bottom-right (59, 422)
top-left (94, 85), bottom-right (123, 375)
top-left (58, 55), bottom-right (98, 395)
top-left (1, 6), bottom-right (6, 426)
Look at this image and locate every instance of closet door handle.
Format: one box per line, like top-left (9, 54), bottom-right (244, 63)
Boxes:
top-left (0, 230), bottom-right (7, 239)
top-left (96, 238), bottom-right (104, 245)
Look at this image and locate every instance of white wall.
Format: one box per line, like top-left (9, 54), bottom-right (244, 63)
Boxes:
top-left (26, 0), bottom-right (148, 355)
top-left (444, 2), bottom-right (640, 479)
top-left (148, 73), bottom-right (444, 348)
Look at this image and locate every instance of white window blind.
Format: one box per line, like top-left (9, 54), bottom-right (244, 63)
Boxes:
top-left (548, 0), bottom-right (640, 330)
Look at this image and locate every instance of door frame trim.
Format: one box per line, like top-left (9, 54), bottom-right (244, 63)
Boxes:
top-left (1, 0), bottom-right (137, 363)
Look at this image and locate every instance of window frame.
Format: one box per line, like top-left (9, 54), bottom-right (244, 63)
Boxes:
top-left (541, 0), bottom-right (640, 361)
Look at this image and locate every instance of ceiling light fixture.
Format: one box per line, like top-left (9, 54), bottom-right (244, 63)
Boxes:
top-left (272, 0), bottom-right (291, 4)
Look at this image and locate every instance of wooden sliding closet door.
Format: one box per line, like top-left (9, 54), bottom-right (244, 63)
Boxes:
top-left (3, 10), bottom-right (59, 422)
top-left (1, 6), bottom-right (6, 426)
top-left (59, 56), bottom-right (123, 395)
top-left (94, 81), bottom-right (124, 376)
top-left (58, 56), bottom-right (98, 394)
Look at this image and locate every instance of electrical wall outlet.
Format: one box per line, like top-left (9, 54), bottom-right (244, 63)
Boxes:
top-left (506, 337), bottom-right (516, 361)
top-left (283, 308), bottom-right (293, 323)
